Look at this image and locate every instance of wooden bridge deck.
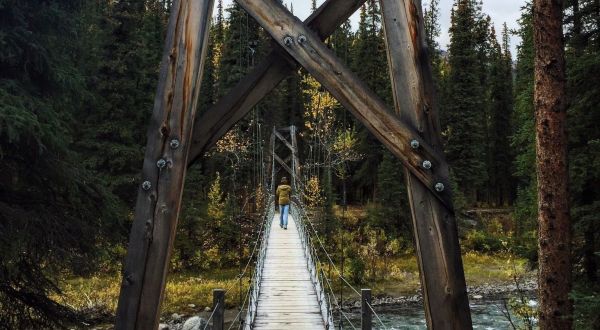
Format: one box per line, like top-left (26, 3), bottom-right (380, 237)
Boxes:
top-left (252, 213), bottom-right (326, 330)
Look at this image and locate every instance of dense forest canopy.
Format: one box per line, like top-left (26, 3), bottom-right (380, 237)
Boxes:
top-left (0, 0), bottom-right (598, 328)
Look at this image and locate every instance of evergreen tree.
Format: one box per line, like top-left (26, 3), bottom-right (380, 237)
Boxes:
top-left (511, 3), bottom-right (537, 259)
top-left (565, 0), bottom-right (600, 288)
top-left (443, 0), bottom-right (488, 202)
top-left (76, 1), bottom-right (167, 204)
top-left (485, 25), bottom-right (514, 205)
top-left (0, 1), bottom-right (119, 326)
top-left (368, 151), bottom-right (409, 238)
top-left (351, 1), bottom-right (391, 202)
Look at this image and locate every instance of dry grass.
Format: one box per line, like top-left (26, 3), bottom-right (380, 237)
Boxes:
top-left (53, 268), bottom-right (247, 318)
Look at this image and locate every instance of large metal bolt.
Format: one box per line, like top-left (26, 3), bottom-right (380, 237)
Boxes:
top-left (435, 182), bottom-right (445, 192)
top-left (142, 181), bottom-right (152, 191)
top-left (156, 158), bottom-right (167, 169)
top-left (283, 36), bottom-right (293, 47)
top-left (422, 160), bottom-right (432, 170)
top-left (170, 139), bottom-right (180, 149)
top-left (410, 139), bottom-right (420, 149)
top-left (297, 35), bottom-right (307, 44)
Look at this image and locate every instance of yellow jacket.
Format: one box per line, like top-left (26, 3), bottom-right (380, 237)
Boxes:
top-left (276, 184), bottom-right (292, 205)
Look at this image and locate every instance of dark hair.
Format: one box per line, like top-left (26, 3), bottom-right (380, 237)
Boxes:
top-left (281, 177), bottom-right (288, 183)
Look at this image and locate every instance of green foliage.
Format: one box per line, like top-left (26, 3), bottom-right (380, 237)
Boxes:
top-left (0, 0), bottom-right (122, 326)
top-left (510, 3), bottom-right (538, 264)
top-left (367, 151), bottom-right (409, 238)
top-left (571, 283), bottom-right (600, 329)
top-left (442, 0), bottom-right (489, 201)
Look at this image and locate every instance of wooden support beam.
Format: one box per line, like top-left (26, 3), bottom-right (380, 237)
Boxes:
top-left (187, 0), bottom-right (367, 165)
top-left (114, 0), bottom-right (214, 329)
top-left (380, 0), bottom-right (472, 328)
top-left (273, 129), bottom-right (294, 152)
top-left (234, 0), bottom-right (452, 208)
top-left (273, 153), bottom-right (294, 177)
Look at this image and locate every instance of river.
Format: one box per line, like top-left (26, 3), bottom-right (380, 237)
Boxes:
top-left (340, 299), bottom-right (537, 329)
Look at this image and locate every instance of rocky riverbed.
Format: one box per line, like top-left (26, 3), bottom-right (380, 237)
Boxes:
top-left (153, 279), bottom-right (538, 330)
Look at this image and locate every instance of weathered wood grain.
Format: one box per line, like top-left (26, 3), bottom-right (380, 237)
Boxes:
top-left (187, 0), bottom-right (367, 165)
top-left (380, 0), bottom-right (472, 328)
top-left (114, 0), bottom-right (214, 328)
top-left (234, 0), bottom-right (452, 208)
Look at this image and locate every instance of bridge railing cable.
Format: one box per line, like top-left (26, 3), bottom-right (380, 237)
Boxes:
top-left (241, 194), bottom-right (275, 329)
top-left (291, 198), bottom-right (388, 330)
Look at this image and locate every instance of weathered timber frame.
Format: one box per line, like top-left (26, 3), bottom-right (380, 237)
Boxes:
top-left (115, 0), bottom-right (472, 329)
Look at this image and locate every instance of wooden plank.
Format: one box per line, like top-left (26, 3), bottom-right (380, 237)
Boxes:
top-left (234, 0), bottom-right (453, 208)
top-left (379, 0), bottom-right (472, 329)
top-left (252, 214), bottom-right (325, 329)
top-left (114, 0), bottom-right (214, 329)
top-left (187, 0), bottom-right (367, 165)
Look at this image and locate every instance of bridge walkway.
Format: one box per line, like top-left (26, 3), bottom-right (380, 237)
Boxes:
top-left (252, 213), bottom-right (326, 330)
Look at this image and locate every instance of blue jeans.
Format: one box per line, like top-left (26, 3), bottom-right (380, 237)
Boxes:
top-left (279, 204), bottom-right (289, 228)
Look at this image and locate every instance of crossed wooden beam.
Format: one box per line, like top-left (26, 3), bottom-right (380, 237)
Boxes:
top-left (115, 0), bottom-right (473, 329)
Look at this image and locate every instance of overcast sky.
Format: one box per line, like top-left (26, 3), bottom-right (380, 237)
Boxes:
top-left (218, 0), bottom-right (526, 57)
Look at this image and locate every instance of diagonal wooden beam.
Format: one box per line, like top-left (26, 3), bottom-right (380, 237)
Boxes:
top-left (273, 129), bottom-right (294, 152)
top-left (187, 0), bottom-right (366, 165)
top-left (273, 153), bottom-right (294, 176)
top-left (235, 0), bottom-right (452, 208)
top-left (380, 0), bottom-right (472, 328)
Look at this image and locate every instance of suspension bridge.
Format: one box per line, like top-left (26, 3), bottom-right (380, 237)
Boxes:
top-left (197, 127), bottom-right (385, 330)
top-left (115, 0), bottom-right (473, 328)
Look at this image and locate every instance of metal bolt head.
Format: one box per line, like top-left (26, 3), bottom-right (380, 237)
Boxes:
top-left (156, 158), bottom-right (167, 169)
top-left (435, 182), bottom-right (445, 192)
top-left (170, 139), bottom-right (180, 149)
top-left (283, 36), bottom-right (293, 47)
top-left (142, 181), bottom-right (152, 191)
top-left (410, 139), bottom-right (420, 149)
top-left (422, 160), bottom-right (432, 170)
top-left (297, 35), bottom-right (307, 44)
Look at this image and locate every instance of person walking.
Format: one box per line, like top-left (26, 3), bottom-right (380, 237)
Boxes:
top-left (276, 177), bottom-right (292, 229)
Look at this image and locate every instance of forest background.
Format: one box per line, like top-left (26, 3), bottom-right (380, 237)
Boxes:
top-left (0, 0), bottom-right (598, 328)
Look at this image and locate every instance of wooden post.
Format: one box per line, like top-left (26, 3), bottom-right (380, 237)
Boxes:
top-left (361, 289), bottom-right (372, 330)
top-left (114, 0), bottom-right (214, 329)
top-left (379, 0), bottom-right (472, 328)
top-left (213, 289), bottom-right (225, 330)
top-left (234, 0), bottom-right (452, 208)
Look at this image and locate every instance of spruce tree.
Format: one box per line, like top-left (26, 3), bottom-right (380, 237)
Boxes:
top-left (0, 0), bottom-right (119, 326)
top-left (511, 3), bottom-right (537, 257)
top-left (76, 1), bottom-right (167, 204)
top-left (443, 0), bottom-right (488, 202)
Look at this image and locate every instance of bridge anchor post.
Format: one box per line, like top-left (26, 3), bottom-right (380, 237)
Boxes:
top-left (213, 289), bottom-right (225, 330)
top-left (361, 289), bottom-right (372, 330)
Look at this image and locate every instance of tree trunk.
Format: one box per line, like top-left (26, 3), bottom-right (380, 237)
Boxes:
top-left (533, 0), bottom-right (573, 328)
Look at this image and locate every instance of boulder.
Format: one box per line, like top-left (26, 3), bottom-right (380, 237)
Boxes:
top-left (182, 316), bottom-right (208, 330)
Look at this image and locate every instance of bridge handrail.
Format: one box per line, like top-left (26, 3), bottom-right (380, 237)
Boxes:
top-left (242, 194), bottom-right (275, 329)
top-left (290, 197), bottom-right (335, 329)
top-left (292, 197), bottom-right (388, 330)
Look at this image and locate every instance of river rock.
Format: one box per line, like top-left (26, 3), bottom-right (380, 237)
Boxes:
top-left (188, 304), bottom-right (196, 308)
top-left (473, 294), bottom-right (483, 300)
top-left (182, 316), bottom-right (208, 330)
top-left (172, 313), bottom-right (182, 322)
top-left (159, 324), bottom-right (170, 330)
